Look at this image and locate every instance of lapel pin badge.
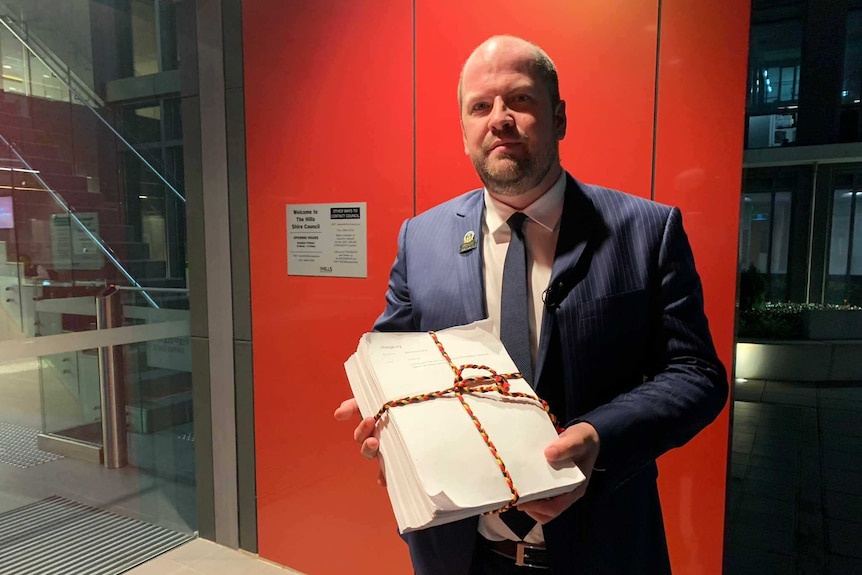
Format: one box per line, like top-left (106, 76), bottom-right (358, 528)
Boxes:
top-left (459, 230), bottom-right (477, 254)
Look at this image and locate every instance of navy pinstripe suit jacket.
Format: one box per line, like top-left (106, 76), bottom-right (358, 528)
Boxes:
top-left (373, 174), bottom-right (728, 575)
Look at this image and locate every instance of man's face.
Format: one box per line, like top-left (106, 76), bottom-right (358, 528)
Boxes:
top-left (460, 46), bottom-right (566, 198)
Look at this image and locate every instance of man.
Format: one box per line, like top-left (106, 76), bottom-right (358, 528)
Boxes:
top-left (335, 35), bottom-right (727, 575)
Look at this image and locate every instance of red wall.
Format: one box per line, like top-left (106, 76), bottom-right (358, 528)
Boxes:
top-left (652, 1), bottom-right (750, 572)
top-left (243, 2), bottom-right (749, 574)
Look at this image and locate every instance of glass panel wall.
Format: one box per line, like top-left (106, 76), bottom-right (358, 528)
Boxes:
top-left (841, 9), bottom-right (862, 141)
top-left (0, 0), bottom-right (197, 559)
top-left (0, 289), bottom-right (194, 537)
top-left (827, 172), bottom-right (862, 304)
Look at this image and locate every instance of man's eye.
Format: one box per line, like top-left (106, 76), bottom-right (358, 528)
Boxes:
top-left (512, 94), bottom-right (530, 103)
top-left (471, 102), bottom-right (489, 113)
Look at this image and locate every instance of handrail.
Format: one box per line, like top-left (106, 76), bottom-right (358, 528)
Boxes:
top-left (115, 286), bottom-right (189, 294)
top-left (0, 132), bottom-right (160, 309)
top-left (0, 8), bottom-right (186, 204)
top-left (0, 319), bottom-right (190, 363)
top-left (97, 286), bottom-right (126, 468)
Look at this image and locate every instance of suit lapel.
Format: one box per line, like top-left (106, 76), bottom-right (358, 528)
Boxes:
top-left (535, 176), bottom-right (598, 388)
top-left (453, 191), bottom-right (486, 324)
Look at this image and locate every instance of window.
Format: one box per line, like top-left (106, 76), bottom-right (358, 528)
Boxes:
top-left (827, 172), bottom-right (862, 304)
top-left (739, 190), bottom-right (792, 301)
top-left (746, 17), bottom-right (803, 148)
top-left (842, 9), bottom-right (862, 105)
top-left (748, 20), bottom-right (803, 111)
top-left (740, 192), bottom-right (792, 273)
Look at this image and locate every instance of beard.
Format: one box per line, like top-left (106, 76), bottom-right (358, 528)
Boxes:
top-left (471, 137), bottom-right (557, 197)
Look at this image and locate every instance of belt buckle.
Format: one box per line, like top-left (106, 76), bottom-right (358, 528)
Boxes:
top-left (515, 542), bottom-right (545, 568)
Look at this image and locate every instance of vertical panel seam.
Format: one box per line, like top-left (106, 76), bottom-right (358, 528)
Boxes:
top-left (650, 0), bottom-right (664, 202)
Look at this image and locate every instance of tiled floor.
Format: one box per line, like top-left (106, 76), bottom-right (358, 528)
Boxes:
top-left (125, 539), bottom-right (304, 575)
top-left (725, 379), bottom-right (862, 575)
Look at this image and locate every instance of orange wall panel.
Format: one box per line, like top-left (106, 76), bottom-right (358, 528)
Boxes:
top-left (653, 1), bottom-right (750, 574)
top-left (243, 2), bottom-right (414, 573)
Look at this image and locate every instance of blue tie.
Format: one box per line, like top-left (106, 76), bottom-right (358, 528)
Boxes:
top-left (500, 212), bottom-right (533, 386)
top-left (498, 212), bottom-right (537, 540)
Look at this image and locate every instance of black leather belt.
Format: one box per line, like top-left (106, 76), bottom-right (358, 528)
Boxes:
top-left (479, 537), bottom-right (549, 569)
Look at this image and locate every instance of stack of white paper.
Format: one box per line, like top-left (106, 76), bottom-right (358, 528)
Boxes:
top-left (344, 319), bottom-right (585, 534)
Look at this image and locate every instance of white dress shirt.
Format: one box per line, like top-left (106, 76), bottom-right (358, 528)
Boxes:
top-left (477, 170), bottom-right (566, 544)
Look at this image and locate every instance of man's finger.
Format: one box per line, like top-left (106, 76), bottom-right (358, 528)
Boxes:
top-left (334, 398), bottom-right (360, 421)
top-left (544, 422), bottom-right (600, 463)
top-left (353, 417), bottom-right (376, 444)
top-left (518, 485), bottom-right (586, 524)
top-left (360, 436), bottom-right (379, 459)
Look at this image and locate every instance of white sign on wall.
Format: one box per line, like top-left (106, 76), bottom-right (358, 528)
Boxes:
top-left (286, 202), bottom-right (367, 278)
top-left (51, 212), bottom-right (104, 271)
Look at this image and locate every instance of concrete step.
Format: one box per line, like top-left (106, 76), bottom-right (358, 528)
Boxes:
top-left (16, 141), bottom-right (65, 161)
top-left (0, 98), bottom-right (24, 116)
top-left (0, 125), bottom-right (51, 146)
top-left (40, 172), bottom-right (89, 194)
top-left (0, 110), bottom-right (28, 128)
top-left (126, 260), bottom-right (167, 279)
top-left (14, 155), bottom-right (75, 175)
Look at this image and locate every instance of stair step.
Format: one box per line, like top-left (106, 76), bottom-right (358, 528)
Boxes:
top-left (40, 172), bottom-right (89, 194)
top-left (0, 125), bottom-right (50, 145)
top-left (16, 141), bottom-right (65, 161)
top-left (19, 156), bottom-right (76, 175)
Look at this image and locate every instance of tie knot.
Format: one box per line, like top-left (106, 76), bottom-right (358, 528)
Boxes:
top-left (507, 212), bottom-right (528, 232)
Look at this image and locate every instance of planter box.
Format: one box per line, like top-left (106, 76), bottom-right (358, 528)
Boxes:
top-left (735, 340), bottom-right (862, 381)
top-left (802, 309), bottom-right (862, 340)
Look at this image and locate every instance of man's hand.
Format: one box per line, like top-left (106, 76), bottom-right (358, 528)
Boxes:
top-left (517, 422), bottom-right (601, 524)
top-left (333, 398), bottom-right (387, 486)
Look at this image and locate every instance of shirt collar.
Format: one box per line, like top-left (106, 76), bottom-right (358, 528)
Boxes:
top-left (484, 170), bottom-right (567, 241)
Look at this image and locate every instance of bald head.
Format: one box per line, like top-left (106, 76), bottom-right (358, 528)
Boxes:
top-left (458, 36), bottom-right (560, 109)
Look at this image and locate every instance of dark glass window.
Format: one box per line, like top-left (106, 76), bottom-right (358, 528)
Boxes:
top-left (748, 20), bottom-right (803, 111)
top-left (840, 9), bottom-right (862, 141)
top-left (740, 192), bottom-right (792, 273)
top-left (827, 171), bottom-right (862, 304)
top-left (123, 103), bottom-right (162, 145)
top-left (842, 10), bottom-right (862, 104)
top-left (159, 0), bottom-right (179, 72)
top-left (163, 98), bottom-right (183, 142)
top-left (746, 16), bottom-right (803, 148)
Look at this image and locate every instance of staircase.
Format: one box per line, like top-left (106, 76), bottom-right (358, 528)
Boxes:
top-left (0, 91), bottom-right (164, 287)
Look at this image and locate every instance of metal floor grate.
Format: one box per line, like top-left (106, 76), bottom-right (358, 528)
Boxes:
top-left (0, 421), bottom-right (63, 468)
top-left (0, 496), bottom-right (194, 575)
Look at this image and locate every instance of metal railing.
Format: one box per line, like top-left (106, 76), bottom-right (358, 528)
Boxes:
top-left (97, 286), bottom-right (126, 468)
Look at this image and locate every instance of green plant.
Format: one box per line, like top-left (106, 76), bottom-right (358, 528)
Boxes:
top-left (737, 301), bottom-right (862, 340)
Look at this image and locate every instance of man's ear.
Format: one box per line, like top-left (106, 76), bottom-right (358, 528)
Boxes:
top-left (555, 100), bottom-right (567, 140)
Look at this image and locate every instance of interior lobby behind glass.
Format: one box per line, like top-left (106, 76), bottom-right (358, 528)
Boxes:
top-left (0, 1), bottom-right (196, 571)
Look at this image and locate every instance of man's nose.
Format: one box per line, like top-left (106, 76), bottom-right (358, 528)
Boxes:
top-left (488, 97), bottom-right (514, 132)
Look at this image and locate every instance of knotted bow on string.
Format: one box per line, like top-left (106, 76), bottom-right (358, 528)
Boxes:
top-left (374, 330), bottom-right (562, 513)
